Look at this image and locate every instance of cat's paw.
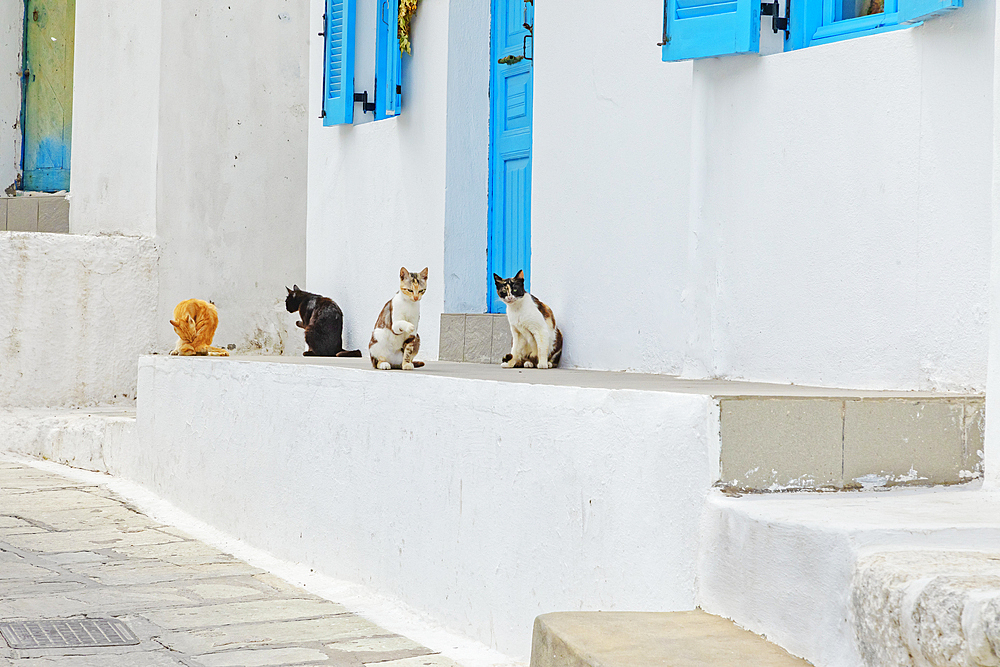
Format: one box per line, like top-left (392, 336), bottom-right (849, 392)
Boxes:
top-left (500, 361), bottom-right (512, 368)
top-left (402, 362), bottom-right (415, 370)
top-left (523, 361), bottom-right (534, 368)
top-left (537, 360), bottom-right (551, 369)
top-left (377, 361), bottom-right (392, 370)
top-left (396, 321), bottom-right (416, 335)
top-left (169, 349), bottom-right (179, 356)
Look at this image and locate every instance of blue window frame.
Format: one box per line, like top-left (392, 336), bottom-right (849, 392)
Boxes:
top-left (661, 0), bottom-right (960, 60)
top-left (374, 0), bottom-right (403, 120)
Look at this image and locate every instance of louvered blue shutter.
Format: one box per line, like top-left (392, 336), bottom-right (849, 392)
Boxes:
top-left (323, 0), bottom-right (356, 126)
top-left (661, 0), bottom-right (761, 61)
top-left (897, 0), bottom-right (961, 22)
top-left (375, 0), bottom-right (403, 120)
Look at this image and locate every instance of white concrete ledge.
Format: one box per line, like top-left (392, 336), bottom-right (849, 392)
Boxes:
top-left (699, 486), bottom-right (1000, 667)
top-left (117, 355), bottom-right (721, 659)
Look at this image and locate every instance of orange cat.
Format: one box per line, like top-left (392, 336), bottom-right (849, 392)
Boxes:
top-left (169, 299), bottom-right (229, 356)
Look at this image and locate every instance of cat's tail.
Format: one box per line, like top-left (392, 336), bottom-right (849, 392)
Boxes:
top-left (336, 349), bottom-right (363, 358)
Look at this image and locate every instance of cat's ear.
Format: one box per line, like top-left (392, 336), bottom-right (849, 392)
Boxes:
top-left (292, 285), bottom-right (300, 292)
top-left (169, 320), bottom-right (179, 328)
top-left (419, 267), bottom-right (428, 280)
top-left (493, 273), bottom-right (503, 284)
top-left (514, 269), bottom-right (524, 281)
top-left (400, 267), bottom-right (408, 280)
top-left (286, 286), bottom-right (293, 295)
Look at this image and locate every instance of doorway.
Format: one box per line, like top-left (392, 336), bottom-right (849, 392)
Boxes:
top-left (487, 0), bottom-right (533, 313)
top-left (21, 0), bottom-right (75, 192)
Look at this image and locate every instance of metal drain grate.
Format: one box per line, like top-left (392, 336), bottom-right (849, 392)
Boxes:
top-left (0, 618), bottom-right (140, 649)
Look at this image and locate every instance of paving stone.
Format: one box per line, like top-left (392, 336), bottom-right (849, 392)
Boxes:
top-left (438, 315), bottom-right (465, 362)
top-left (107, 539), bottom-right (241, 566)
top-left (141, 598), bottom-right (350, 630)
top-left (374, 655), bottom-right (461, 667)
top-left (0, 587), bottom-right (194, 619)
top-left (0, 516), bottom-right (42, 529)
top-left (11, 652), bottom-right (189, 666)
top-left (184, 582), bottom-right (265, 601)
top-left (196, 646), bottom-right (334, 666)
top-left (34, 504), bottom-right (162, 533)
top-left (3, 528), bottom-right (181, 554)
top-left (844, 400), bottom-right (965, 487)
top-left (0, 559), bottom-right (59, 580)
top-left (720, 398), bottom-right (844, 490)
top-left (66, 559), bottom-right (262, 586)
top-left (158, 615), bottom-right (389, 654)
top-left (0, 488), bottom-right (120, 513)
top-left (328, 635), bottom-right (427, 652)
top-left (463, 315), bottom-right (494, 364)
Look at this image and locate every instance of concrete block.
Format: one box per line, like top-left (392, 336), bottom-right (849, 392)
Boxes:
top-left (7, 197), bottom-right (38, 232)
top-left (492, 314), bottom-right (513, 364)
top-left (438, 314), bottom-right (465, 362)
top-left (963, 400), bottom-right (985, 479)
top-left (720, 398), bottom-right (844, 490)
top-left (0, 197), bottom-right (6, 230)
top-left (530, 611), bottom-right (810, 667)
top-left (843, 400), bottom-right (965, 487)
top-left (463, 314), bottom-right (493, 364)
top-left (37, 195), bottom-right (70, 233)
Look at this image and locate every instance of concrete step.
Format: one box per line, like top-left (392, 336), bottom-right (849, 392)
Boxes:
top-left (530, 611), bottom-right (810, 667)
top-left (699, 485), bottom-right (1000, 667)
top-left (1, 192), bottom-right (70, 233)
top-left (0, 406), bottom-right (136, 472)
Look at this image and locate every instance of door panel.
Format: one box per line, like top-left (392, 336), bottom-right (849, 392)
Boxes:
top-left (488, 0), bottom-right (533, 313)
top-left (22, 0), bottom-right (75, 192)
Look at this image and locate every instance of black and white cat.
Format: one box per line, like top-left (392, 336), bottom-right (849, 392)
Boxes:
top-left (493, 270), bottom-right (563, 369)
top-left (369, 267), bottom-right (428, 370)
top-left (285, 285), bottom-right (362, 357)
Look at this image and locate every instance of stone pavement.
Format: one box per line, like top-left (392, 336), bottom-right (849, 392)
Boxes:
top-left (0, 459), bottom-right (461, 667)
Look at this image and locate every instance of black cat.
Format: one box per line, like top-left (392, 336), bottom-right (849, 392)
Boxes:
top-left (285, 285), bottom-right (362, 357)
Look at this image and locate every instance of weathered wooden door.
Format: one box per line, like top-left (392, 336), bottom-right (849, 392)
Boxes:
top-left (488, 0), bottom-right (533, 313)
top-left (21, 0), bottom-right (75, 192)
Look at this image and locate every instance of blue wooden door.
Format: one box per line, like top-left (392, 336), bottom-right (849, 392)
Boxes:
top-left (21, 0), bottom-right (75, 192)
top-left (488, 0), bottom-right (533, 313)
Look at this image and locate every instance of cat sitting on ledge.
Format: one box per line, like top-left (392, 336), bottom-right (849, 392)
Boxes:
top-left (494, 270), bottom-right (563, 369)
top-left (169, 299), bottom-right (229, 357)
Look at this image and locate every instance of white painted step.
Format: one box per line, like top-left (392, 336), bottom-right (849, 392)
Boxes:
top-left (699, 485), bottom-right (1000, 666)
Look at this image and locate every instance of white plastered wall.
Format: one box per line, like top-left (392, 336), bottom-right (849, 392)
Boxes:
top-left (0, 233), bottom-right (158, 407)
top-left (0, 2), bottom-right (22, 191)
top-left (531, 1), bottom-right (992, 391)
top-left (984, 1), bottom-right (1000, 491)
top-left (306, 0), bottom-right (490, 356)
top-left (154, 0), bottom-right (309, 354)
top-left (69, 0), bottom-right (161, 236)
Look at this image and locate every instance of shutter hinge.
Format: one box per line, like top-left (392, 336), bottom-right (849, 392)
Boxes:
top-left (760, 0), bottom-right (790, 38)
top-left (658, 0), bottom-right (670, 46)
top-left (319, 13), bottom-right (326, 36)
top-left (354, 91), bottom-right (376, 115)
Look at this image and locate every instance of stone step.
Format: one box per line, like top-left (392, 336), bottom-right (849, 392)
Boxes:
top-left (530, 611), bottom-right (810, 667)
top-left (0, 407), bottom-right (136, 473)
top-left (699, 485), bottom-right (1000, 667)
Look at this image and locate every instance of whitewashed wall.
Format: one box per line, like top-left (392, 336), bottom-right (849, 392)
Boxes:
top-left (0, 2), bottom-right (22, 191)
top-left (0, 232), bottom-right (158, 407)
top-left (531, 1), bottom-right (992, 391)
top-left (69, 0), bottom-right (161, 236)
top-left (306, 0), bottom-right (490, 357)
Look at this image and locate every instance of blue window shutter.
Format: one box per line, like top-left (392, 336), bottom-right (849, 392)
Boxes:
top-left (661, 0), bottom-right (761, 61)
top-left (375, 0), bottom-right (403, 120)
top-left (897, 0), bottom-right (960, 23)
top-left (323, 0), bottom-right (356, 126)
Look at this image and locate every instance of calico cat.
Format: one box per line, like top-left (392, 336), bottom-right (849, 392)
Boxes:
top-left (169, 299), bottom-right (229, 356)
top-left (494, 270), bottom-right (563, 369)
top-left (369, 267), bottom-right (428, 370)
top-left (285, 285), bottom-right (362, 357)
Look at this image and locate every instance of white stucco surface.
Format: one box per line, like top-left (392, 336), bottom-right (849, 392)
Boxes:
top-left (69, 0), bottom-right (161, 236)
top-left (0, 2), bottom-right (21, 192)
top-left (126, 355), bottom-right (717, 659)
top-left (527, 1), bottom-right (992, 390)
top-left (985, 1), bottom-right (1000, 491)
top-left (0, 232), bottom-right (158, 407)
top-left (699, 486), bottom-right (1000, 667)
top-left (154, 0), bottom-right (309, 354)
top-left (306, 0), bottom-right (445, 358)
